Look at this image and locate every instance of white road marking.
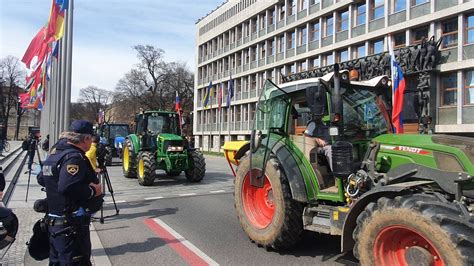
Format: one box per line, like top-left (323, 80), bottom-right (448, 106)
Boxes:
top-left (151, 218), bottom-right (219, 266)
top-left (209, 190), bottom-right (226, 193)
top-left (104, 200), bottom-right (126, 204)
top-left (144, 196), bottom-right (164, 201)
top-left (179, 193), bottom-right (197, 197)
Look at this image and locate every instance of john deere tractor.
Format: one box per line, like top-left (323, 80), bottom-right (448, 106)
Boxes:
top-left (97, 123), bottom-right (130, 166)
top-left (122, 110), bottom-right (205, 186)
top-left (223, 66), bottom-right (474, 265)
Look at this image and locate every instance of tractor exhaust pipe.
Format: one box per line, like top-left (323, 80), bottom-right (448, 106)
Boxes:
top-left (332, 64), bottom-right (343, 140)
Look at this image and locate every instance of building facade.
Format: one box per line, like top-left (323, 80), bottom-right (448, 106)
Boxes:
top-left (194, 0), bottom-right (474, 152)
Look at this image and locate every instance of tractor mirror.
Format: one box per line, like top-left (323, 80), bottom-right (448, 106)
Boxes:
top-left (306, 84), bottom-right (328, 117)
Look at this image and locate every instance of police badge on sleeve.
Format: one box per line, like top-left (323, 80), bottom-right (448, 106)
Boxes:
top-left (66, 165), bottom-right (79, 175)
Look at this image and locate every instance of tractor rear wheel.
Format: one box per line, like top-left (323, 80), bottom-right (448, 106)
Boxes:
top-left (353, 194), bottom-right (474, 265)
top-left (185, 150), bottom-right (206, 182)
top-left (166, 171), bottom-right (181, 177)
top-left (105, 146), bottom-right (113, 166)
top-left (122, 139), bottom-right (136, 178)
top-left (137, 151), bottom-right (156, 186)
top-left (234, 155), bottom-right (304, 251)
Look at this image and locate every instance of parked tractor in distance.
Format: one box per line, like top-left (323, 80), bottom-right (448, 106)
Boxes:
top-left (223, 66), bottom-right (474, 265)
top-left (122, 110), bottom-right (205, 186)
top-left (97, 123), bottom-right (130, 166)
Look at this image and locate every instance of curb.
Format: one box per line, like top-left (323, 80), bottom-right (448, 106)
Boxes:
top-left (90, 222), bottom-right (111, 266)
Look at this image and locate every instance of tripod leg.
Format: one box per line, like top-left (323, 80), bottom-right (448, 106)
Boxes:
top-left (104, 171), bottom-right (119, 214)
top-left (25, 169), bottom-right (31, 202)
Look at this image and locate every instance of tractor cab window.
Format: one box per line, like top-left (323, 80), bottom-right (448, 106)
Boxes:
top-left (342, 86), bottom-right (390, 140)
top-left (109, 125), bottom-right (129, 138)
top-left (136, 115), bottom-right (145, 134)
top-left (146, 113), bottom-right (179, 135)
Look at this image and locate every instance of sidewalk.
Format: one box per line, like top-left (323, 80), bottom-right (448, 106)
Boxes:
top-left (0, 157), bottom-right (111, 265)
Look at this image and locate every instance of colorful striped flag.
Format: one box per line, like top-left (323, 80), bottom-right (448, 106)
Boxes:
top-left (175, 91), bottom-right (181, 112)
top-left (388, 35), bottom-right (406, 133)
top-left (202, 81), bottom-right (212, 108)
top-left (218, 83), bottom-right (223, 111)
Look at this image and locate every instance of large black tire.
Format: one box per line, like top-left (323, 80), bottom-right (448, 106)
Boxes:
top-left (137, 151), bottom-right (157, 186)
top-left (185, 150), bottom-right (206, 182)
top-left (234, 155), bottom-right (304, 250)
top-left (105, 146), bottom-right (113, 166)
top-left (353, 194), bottom-right (474, 265)
top-left (166, 171), bottom-right (181, 177)
top-left (122, 139), bottom-right (137, 178)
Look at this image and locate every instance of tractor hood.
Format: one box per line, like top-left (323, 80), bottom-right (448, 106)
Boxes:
top-left (374, 134), bottom-right (474, 175)
top-left (157, 133), bottom-right (183, 141)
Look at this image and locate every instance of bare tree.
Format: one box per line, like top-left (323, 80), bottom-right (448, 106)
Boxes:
top-left (162, 61), bottom-right (194, 113)
top-left (0, 56), bottom-right (25, 140)
top-left (77, 86), bottom-right (111, 122)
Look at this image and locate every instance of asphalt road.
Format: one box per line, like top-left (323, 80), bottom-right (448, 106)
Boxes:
top-left (94, 155), bottom-right (357, 265)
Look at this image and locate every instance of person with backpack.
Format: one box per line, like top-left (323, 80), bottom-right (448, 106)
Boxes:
top-left (37, 120), bottom-right (103, 265)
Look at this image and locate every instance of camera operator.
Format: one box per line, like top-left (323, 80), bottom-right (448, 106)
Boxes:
top-left (23, 133), bottom-right (38, 170)
top-left (85, 135), bottom-right (100, 172)
top-left (37, 120), bottom-right (103, 265)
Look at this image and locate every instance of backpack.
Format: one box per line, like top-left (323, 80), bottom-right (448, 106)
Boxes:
top-left (27, 217), bottom-right (49, 261)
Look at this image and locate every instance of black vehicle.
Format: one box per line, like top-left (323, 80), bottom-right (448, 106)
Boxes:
top-left (97, 123), bottom-right (130, 166)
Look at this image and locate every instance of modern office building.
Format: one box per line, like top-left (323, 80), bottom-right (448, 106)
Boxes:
top-left (194, 0), bottom-right (474, 152)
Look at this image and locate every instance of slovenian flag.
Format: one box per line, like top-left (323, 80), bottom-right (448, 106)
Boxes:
top-left (175, 91), bottom-right (181, 112)
top-left (388, 35), bottom-right (405, 133)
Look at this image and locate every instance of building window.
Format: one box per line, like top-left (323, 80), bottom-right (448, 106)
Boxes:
top-left (269, 9), bottom-right (275, 25)
top-left (299, 27), bottom-right (307, 46)
top-left (288, 31), bottom-right (296, 49)
top-left (279, 35), bottom-right (285, 53)
top-left (259, 14), bottom-right (266, 30)
top-left (325, 53), bottom-right (334, 65)
top-left (337, 10), bottom-right (349, 32)
top-left (288, 0), bottom-right (296, 16)
top-left (311, 57), bottom-right (320, 68)
top-left (411, 0), bottom-right (429, 6)
top-left (393, 0), bottom-right (406, 13)
top-left (288, 64), bottom-right (296, 74)
top-left (310, 21), bottom-right (320, 41)
top-left (251, 18), bottom-right (257, 33)
top-left (260, 43), bottom-right (266, 59)
top-left (393, 32), bottom-right (406, 48)
top-left (466, 14), bottom-right (474, 44)
top-left (325, 15), bottom-right (334, 37)
top-left (370, 39), bottom-right (384, 54)
top-left (310, 0), bottom-right (320, 5)
top-left (441, 19), bottom-right (458, 49)
top-left (441, 73), bottom-right (457, 106)
top-left (269, 39), bottom-right (276, 55)
top-left (370, 0), bottom-right (384, 21)
top-left (337, 49), bottom-right (349, 62)
top-left (411, 26), bottom-right (429, 44)
top-left (465, 70), bottom-right (474, 104)
top-left (356, 4), bottom-right (366, 26)
top-left (279, 4), bottom-right (286, 21)
top-left (300, 0), bottom-right (308, 11)
top-left (356, 44), bottom-right (366, 58)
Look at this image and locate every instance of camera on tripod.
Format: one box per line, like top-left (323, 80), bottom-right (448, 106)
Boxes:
top-left (96, 141), bottom-right (108, 170)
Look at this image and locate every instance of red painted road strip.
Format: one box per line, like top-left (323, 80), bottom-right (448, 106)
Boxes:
top-left (144, 218), bottom-right (212, 266)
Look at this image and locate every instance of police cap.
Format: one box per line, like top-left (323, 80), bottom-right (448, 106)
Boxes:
top-left (69, 120), bottom-right (94, 135)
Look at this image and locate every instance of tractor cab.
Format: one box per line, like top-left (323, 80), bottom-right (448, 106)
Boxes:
top-left (96, 123), bottom-right (131, 165)
top-left (249, 71), bottom-right (392, 195)
top-left (135, 111), bottom-right (181, 150)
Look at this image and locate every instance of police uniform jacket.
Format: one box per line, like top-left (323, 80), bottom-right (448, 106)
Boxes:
top-left (37, 139), bottom-right (98, 216)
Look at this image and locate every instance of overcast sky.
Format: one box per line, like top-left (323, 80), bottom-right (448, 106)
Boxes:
top-left (0, 0), bottom-right (223, 101)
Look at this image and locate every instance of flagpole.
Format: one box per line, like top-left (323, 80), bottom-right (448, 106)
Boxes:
top-left (63, 0), bottom-right (73, 131)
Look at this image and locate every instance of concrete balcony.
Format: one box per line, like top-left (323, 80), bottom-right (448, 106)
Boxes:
top-left (389, 10), bottom-right (406, 26)
top-left (267, 24), bottom-right (275, 34)
top-left (309, 40), bottom-right (319, 51)
top-left (287, 15), bottom-right (295, 25)
top-left (276, 52), bottom-right (284, 61)
top-left (277, 20), bottom-right (285, 30)
top-left (464, 44), bottom-right (474, 60)
top-left (369, 18), bottom-right (384, 32)
top-left (251, 32), bottom-right (258, 41)
top-left (322, 36), bottom-right (333, 47)
top-left (410, 2), bottom-right (430, 19)
top-left (297, 10), bottom-right (307, 20)
top-left (322, 0), bottom-right (333, 9)
top-left (267, 55), bottom-right (275, 64)
top-left (336, 30), bottom-right (348, 43)
top-left (435, 0), bottom-right (457, 11)
top-left (296, 44), bottom-right (306, 55)
top-left (286, 48), bottom-right (296, 58)
top-left (309, 3), bottom-right (320, 14)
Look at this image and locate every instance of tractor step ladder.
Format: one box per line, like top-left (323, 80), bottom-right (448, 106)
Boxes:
top-left (303, 206), bottom-right (332, 234)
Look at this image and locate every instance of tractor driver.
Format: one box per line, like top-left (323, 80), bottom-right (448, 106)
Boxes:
top-left (304, 118), bottom-right (333, 171)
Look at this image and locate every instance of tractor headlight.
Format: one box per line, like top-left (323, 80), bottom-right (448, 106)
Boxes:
top-left (167, 146), bottom-right (184, 152)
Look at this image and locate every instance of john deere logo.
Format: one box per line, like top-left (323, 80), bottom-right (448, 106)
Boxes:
top-left (67, 164), bottom-right (79, 175)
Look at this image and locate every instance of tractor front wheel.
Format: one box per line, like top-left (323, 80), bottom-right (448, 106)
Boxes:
top-left (137, 151), bottom-right (156, 186)
top-left (122, 139), bottom-right (136, 178)
top-left (234, 155), bottom-right (304, 251)
top-left (353, 194), bottom-right (474, 265)
top-left (185, 150), bottom-right (206, 182)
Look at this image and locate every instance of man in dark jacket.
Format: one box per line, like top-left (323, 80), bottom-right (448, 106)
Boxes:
top-left (37, 120), bottom-right (102, 265)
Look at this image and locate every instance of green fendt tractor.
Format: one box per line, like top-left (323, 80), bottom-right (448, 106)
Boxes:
top-left (97, 123), bottom-right (130, 166)
top-left (122, 111), bottom-right (205, 186)
top-left (223, 66), bottom-right (474, 265)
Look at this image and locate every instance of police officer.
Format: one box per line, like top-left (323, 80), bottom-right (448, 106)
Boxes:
top-left (37, 120), bottom-right (102, 265)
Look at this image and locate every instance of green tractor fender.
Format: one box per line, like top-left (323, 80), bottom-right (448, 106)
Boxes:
top-left (126, 134), bottom-right (141, 154)
top-left (235, 138), bottom-right (309, 203)
top-left (340, 180), bottom-right (434, 253)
